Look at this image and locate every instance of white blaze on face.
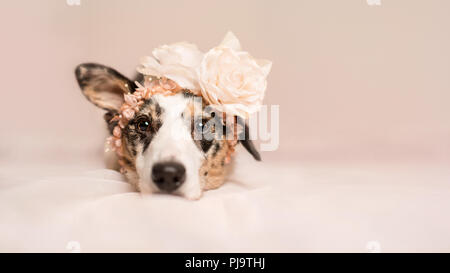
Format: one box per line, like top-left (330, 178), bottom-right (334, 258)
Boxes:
top-left (135, 94), bottom-right (204, 200)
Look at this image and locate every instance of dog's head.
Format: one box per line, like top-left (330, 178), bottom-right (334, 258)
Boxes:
top-left (75, 63), bottom-right (260, 199)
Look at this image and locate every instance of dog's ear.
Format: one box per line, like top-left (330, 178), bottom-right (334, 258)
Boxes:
top-left (236, 116), bottom-right (261, 161)
top-left (75, 63), bottom-right (136, 111)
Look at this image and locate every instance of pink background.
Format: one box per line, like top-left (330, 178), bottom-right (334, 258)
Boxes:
top-left (1, 0), bottom-right (450, 253)
top-left (1, 0), bottom-right (449, 163)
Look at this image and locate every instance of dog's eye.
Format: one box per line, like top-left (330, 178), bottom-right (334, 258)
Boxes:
top-left (194, 119), bottom-right (210, 134)
top-left (137, 118), bottom-right (151, 132)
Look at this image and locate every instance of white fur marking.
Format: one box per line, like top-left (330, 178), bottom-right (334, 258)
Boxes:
top-left (136, 94), bottom-right (204, 199)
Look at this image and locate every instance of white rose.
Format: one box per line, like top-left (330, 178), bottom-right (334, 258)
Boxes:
top-left (198, 32), bottom-right (272, 117)
top-left (137, 42), bottom-right (204, 91)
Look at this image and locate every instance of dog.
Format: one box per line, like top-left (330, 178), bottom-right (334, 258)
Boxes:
top-left (75, 63), bottom-right (260, 200)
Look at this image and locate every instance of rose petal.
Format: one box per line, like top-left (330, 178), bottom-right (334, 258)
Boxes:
top-left (122, 108), bottom-right (135, 120)
top-left (124, 94), bottom-right (137, 106)
top-left (114, 138), bottom-right (122, 148)
top-left (113, 126), bottom-right (122, 138)
top-left (197, 33), bottom-right (271, 118)
top-left (256, 59), bottom-right (272, 77)
top-left (118, 119), bottom-right (126, 129)
top-left (220, 31), bottom-right (241, 51)
top-left (153, 42), bottom-right (203, 67)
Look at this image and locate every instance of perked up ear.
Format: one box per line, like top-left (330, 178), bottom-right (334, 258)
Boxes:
top-left (75, 63), bottom-right (136, 112)
top-left (236, 116), bottom-right (261, 161)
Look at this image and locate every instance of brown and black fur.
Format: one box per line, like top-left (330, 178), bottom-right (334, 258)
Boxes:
top-left (75, 63), bottom-right (260, 194)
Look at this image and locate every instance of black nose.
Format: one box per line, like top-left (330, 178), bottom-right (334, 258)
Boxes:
top-left (151, 162), bottom-right (186, 192)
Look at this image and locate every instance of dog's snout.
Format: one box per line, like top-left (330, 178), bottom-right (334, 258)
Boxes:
top-left (151, 162), bottom-right (186, 192)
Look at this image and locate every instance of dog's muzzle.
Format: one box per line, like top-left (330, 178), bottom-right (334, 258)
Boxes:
top-left (151, 162), bottom-right (186, 192)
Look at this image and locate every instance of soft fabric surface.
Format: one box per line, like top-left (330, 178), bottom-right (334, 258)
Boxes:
top-left (0, 147), bottom-right (449, 253)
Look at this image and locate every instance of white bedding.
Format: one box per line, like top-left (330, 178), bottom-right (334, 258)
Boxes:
top-left (1, 147), bottom-right (449, 253)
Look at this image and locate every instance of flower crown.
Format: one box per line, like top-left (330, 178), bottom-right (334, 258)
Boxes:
top-left (106, 32), bottom-right (272, 172)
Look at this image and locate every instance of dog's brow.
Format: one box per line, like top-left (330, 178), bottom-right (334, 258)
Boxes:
top-left (138, 98), bottom-right (164, 118)
top-left (121, 97), bottom-right (166, 156)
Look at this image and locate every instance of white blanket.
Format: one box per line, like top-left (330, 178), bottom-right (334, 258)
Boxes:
top-left (0, 148), bottom-right (449, 253)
